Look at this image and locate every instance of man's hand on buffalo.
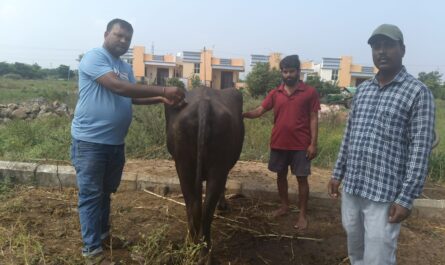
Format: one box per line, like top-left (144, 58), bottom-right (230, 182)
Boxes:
top-left (164, 86), bottom-right (185, 105)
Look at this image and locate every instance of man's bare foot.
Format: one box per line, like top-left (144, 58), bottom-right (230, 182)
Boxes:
top-left (294, 214), bottom-right (308, 230)
top-left (272, 206), bottom-right (289, 218)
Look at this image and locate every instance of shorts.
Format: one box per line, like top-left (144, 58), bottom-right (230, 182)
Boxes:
top-left (268, 149), bottom-right (311, 177)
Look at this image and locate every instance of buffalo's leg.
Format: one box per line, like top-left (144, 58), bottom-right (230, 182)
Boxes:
top-left (175, 161), bottom-right (202, 243)
top-left (201, 168), bottom-right (229, 249)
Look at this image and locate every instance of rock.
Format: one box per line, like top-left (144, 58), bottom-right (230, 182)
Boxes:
top-left (11, 108), bottom-right (28, 119)
top-left (0, 108), bottom-right (9, 118)
top-left (38, 112), bottom-right (58, 119)
top-left (7, 103), bottom-right (18, 111)
top-left (31, 103), bottom-right (41, 113)
top-left (2, 99), bottom-right (72, 121)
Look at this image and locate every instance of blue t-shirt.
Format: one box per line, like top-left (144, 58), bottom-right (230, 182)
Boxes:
top-left (71, 47), bottom-right (135, 145)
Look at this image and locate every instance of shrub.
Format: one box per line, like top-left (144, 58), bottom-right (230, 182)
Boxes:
top-left (2, 73), bottom-right (23, 80)
top-left (190, 75), bottom-right (201, 89)
top-left (305, 75), bottom-right (341, 98)
top-left (245, 63), bottom-right (281, 97)
top-left (167, 77), bottom-right (185, 90)
top-left (429, 152), bottom-right (445, 182)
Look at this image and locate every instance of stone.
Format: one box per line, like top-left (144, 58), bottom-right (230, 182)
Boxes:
top-left (7, 103), bottom-right (18, 110)
top-left (11, 108), bottom-right (28, 119)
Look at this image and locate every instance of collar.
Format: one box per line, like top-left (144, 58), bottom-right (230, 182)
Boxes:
top-left (277, 81), bottom-right (306, 93)
top-left (371, 66), bottom-right (408, 87)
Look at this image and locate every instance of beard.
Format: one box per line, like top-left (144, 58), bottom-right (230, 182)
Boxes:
top-left (283, 76), bottom-right (299, 86)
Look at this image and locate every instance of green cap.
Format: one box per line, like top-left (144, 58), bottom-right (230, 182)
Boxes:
top-left (368, 24), bottom-right (404, 45)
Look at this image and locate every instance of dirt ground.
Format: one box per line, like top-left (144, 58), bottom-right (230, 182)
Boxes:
top-left (1, 159), bottom-right (444, 265)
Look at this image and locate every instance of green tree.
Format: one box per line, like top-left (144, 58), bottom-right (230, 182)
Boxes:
top-left (191, 75), bottom-right (201, 89)
top-left (0, 62), bottom-right (12, 76)
top-left (245, 63), bottom-right (281, 97)
top-left (305, 75), bottom-right (340, 98)
top-left (166, 77), bottom-right (185, 90)
top-left (56, 65), bottom-right (75, 80)
top-left (418, 71), bottom-right (445, 99)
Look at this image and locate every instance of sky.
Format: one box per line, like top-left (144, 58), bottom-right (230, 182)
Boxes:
top-left (1, 0), bottom-right (444, 77)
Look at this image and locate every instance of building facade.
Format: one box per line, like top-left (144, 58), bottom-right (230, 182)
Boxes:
top-left (124, 46), bottom-right (245, 89)
top-left (250, 53), bottom-right (377, 87)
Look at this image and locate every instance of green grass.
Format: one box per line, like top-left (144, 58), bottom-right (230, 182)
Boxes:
top-left (0, 177), bottom-right (14, 198)
top-left (0, 79), bottom-right (444, 182)
top-left (434, 99), bottom-right (445, 152)
top-left (0, 116), bottom-right (71, 162)
top-left (130, 225), bottom-right (205, 265)
top-left (429, 99), bottom-right (445, 181)
top-left (125, 104), bottom-right (170, 159)
top-left (0, 77), bottom-right (78, 108)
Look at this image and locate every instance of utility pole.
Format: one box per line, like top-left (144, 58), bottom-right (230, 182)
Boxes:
top-left (151, 42), bottom-right (154, 54)
top-left (67, 66), bottom-right (70, 81)
top-left (203, 46), bottom-right (206, 86)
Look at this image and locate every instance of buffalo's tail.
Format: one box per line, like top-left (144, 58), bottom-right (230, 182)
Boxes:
top-left (196, 96), bottom-right (210, 195)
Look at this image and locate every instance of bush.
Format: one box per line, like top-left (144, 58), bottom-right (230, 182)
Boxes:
top-left (190, 75), bottom-right (201, 89)
top-left (167, 77), bottom-right (185, 90)
top-left (2, 73), bottom-right (23, 80)
top-left (429, 152), bottom-right (445, 182)
top-left (305, 75), bottom-right (340, 98)
top-left (245, 63), bottom-right (281, 97)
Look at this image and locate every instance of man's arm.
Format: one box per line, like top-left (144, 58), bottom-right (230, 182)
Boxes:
top-left (96, 72), bottom-right (183, 102)
top-left (328, 95), bottom-right (356, 199)
top-left (132, 97), bottom-right (173, 105)
top-left (390, 88), bottom-right (435, 222)
top-left (243, 106), bottom-right (267, 119)
top-left (306, 111), bottom-right (318, 160)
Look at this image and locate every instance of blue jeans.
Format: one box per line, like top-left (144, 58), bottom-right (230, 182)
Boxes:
top-left (341, 191), bottom-right (401, 265)
top-left (70, 138), bottom-right (125, 256)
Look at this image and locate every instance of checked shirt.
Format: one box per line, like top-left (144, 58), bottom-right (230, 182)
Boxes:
top-left (332, 67), bottom-right (435, 209)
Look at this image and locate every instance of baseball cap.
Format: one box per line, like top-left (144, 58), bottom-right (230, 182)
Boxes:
top-left (368, 24), bottom-right (404, 45)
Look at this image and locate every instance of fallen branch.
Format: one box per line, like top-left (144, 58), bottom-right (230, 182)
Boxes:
top-left (255, 233), bottom-right (323, 242)
top-left (143, 188), bottom-right (323, 242)
top-left (143, 188), bottom-right (243, 224)
top-left (224, 222), bottom-right (323, 242)
top-left (338, 256), bottom-right (350, 265)
top-left (421, 193), bottom-right (431, 199)
top-left (143, 188), bottom-right (185, 206)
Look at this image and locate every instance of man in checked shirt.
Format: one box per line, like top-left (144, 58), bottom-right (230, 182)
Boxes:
top-left (328, 24), bottom-right (435, 265)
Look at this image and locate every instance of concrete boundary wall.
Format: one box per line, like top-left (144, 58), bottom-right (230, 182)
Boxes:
top-left (0, 160), bottom-right (444, 218)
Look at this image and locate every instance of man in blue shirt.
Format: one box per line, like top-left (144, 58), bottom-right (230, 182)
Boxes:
top-left (328, 24), bottom-right (435, 265)
top-left (71, 18), bottom-right (184, 264)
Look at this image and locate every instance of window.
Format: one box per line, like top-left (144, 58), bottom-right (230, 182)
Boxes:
top-left (194, 63), bottom-right (200, 74)
top-left (331, 69), bottom-right (339, 81)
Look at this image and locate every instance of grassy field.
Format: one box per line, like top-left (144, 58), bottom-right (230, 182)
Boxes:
top-left (0, 78), bottom-right (77, 107)
top-left (0, 78), bottom-right (444, 181)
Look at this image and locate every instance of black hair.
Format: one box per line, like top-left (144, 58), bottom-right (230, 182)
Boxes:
top-left (106, 18), bottom-right (133, 33)
top-left (279, 55), bottom-right (300, 70)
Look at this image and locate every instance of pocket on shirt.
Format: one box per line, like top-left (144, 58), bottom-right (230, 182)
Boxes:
top-left (376, 110), bottom-right (406, 142)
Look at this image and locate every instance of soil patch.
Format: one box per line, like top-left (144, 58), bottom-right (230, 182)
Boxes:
top-left (0, 159), bottom-right (444, 264)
